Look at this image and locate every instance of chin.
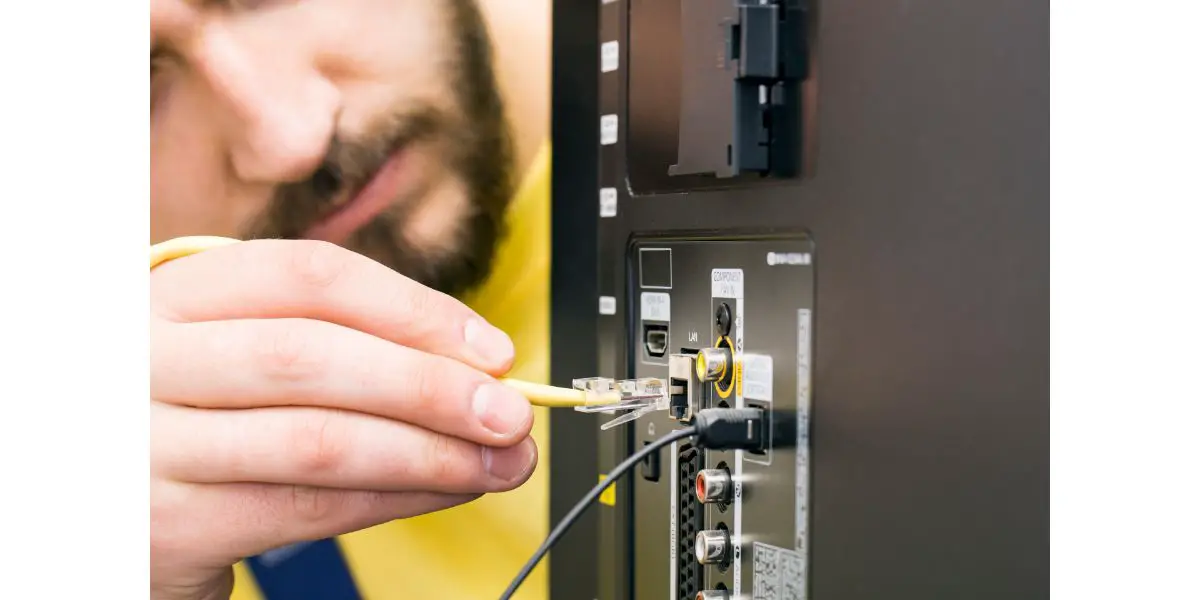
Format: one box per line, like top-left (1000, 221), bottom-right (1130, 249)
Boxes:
top-left (344, 203), bottom-right (506, 299)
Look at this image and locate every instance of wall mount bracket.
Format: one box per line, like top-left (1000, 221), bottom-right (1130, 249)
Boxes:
top-left (669, 0), bottom-right (809, 179)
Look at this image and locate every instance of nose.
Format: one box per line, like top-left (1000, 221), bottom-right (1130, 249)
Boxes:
top-left (192, 24), bottom-right (340, 184)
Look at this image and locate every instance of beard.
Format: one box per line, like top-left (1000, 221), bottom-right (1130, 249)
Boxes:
top-left (240, 0), bottom-right (515, 299)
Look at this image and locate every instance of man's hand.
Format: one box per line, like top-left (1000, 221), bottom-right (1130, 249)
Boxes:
top-left (150, 239), bottom-right (536, 600)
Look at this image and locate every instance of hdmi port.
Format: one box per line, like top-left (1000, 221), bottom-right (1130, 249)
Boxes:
top-left (644, 324), bottom-right (669, 358)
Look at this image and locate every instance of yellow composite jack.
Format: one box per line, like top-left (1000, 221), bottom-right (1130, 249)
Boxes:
top-left (150, 236), bottom-right (619, 409)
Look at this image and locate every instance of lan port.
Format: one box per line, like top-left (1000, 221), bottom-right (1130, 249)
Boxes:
top-left (643, 324), bottom-right (669, 359)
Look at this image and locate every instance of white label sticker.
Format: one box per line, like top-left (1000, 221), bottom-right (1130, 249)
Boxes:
top-left (745, 350), bottom-right (774, 466)
top-left (798, 310), bottom-right (811, 406)
top-left (668, 441), bottom-right (679, 600)
top-left (796, 309), bottom-right (812, 577)
top-left (742, 354), bottom-right (774, 402)
top-left (766, 251), bottom-right (812, 266)
top-left (599, 296), bottom-right (616, 315)
top-left (711, 269), bottom-right (744, 299)
top-left (640, 292), bottom-right (670, 322)
top-left (599, 188), bottom-right (617, 217)
top-left (600, 114), bottom-right (619, 145)
top-left (752, 542), bottom-right (805, 600)
top-left (600, 41), bottom-right (619, 73)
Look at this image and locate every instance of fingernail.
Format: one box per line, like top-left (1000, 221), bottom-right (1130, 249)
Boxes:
top-left (473, 382), bottom-right (532, 437)
top-left (464, 318), bottom-right (515, 369)
top-left (482, 439), bottom-right (536, 482)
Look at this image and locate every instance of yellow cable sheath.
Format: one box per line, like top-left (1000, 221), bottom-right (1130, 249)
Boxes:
top-left (499, 378), bottom-right (619, 408)
top-left (149, 236), bottom-right (607, 409)
top-left (150, 235), bottom-right (242, 270)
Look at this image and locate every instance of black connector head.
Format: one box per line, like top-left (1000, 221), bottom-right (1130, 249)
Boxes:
top-left (693, 407), bottom-right (765, 452)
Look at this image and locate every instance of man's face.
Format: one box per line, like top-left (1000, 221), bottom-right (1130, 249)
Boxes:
top-left (151, 0), bottom-right (515, 297)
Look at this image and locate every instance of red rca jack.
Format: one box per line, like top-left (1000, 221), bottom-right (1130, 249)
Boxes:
top-left (695, 466), bottom-right (732, 505)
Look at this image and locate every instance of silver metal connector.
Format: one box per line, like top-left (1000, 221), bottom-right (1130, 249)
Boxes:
top-left (695, 529), bottom-right (731, 565)
top-left (695, 347), bottom-right (729, 382)
top-left (668, 353), bottom-right (698, 422)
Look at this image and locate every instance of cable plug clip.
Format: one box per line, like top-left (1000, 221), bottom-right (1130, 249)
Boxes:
top-left (571, 376), bottom-right (670, 430)
top-left (693, 407), bottom-right (766, 452)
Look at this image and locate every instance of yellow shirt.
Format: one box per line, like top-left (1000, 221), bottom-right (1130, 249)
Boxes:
top-left (230, 142), bottom-right (552, 600)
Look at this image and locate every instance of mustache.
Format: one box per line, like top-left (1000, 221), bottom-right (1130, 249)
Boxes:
top-left (238, 96), bottom-right (515, 298)
top-left (246, 108), bottom-right (447, 240)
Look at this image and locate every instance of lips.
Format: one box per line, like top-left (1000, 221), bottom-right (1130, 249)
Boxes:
top-left (303, 147), bottom-right (411, 244)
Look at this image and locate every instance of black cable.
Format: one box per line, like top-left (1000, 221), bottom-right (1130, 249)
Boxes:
top-left (498, 425), bottom-right (698, 600)
top-left (497, 407), bottom-right (764, 599)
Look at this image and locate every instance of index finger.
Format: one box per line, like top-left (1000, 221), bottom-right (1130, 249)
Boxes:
top-left (150, 238), bottom-right (513, 375)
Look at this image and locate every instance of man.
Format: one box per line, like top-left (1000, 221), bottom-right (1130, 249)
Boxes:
top-left (150, 0), bottom-right (552, 598)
